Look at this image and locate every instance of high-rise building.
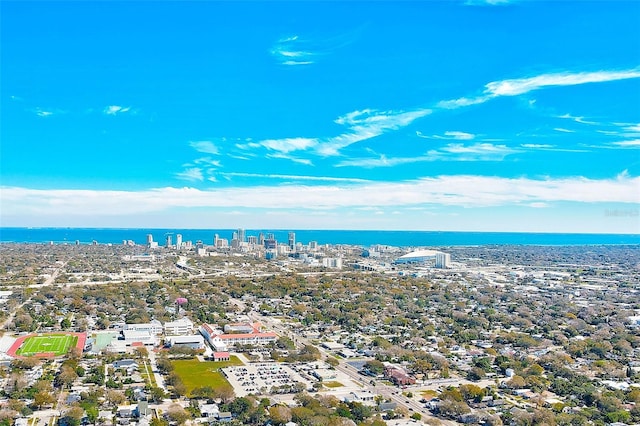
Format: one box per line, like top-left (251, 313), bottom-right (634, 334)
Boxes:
top-left (288, 232), bottom-right (296, 251)
top-left (166, 235), bottom-right (172, 248)
top-left (214, 234), bottom-right (219, 247)
top-left (258, 232), bottom-right (265, 246)
top-left (176, 234), bottom-right (183, 248)
top-left (435, 252), bottom-right (451, 269)
top-left (265, 237), bottom-right (277, 250)
top-left (247, 236), bottom-right (257, 245)
top-left (309, 241), bottom-right (318, 250)
top-left (237, 228), bottom-right (246, 243)
top-left (146, 234), bottom-right (154, 245)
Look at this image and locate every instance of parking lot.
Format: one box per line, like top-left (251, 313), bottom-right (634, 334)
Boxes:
top-left (222, 363), bottom-right (313, 397)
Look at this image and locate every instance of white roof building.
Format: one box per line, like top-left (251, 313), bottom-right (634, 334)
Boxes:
top-left (164, 317), bottom-right (194, 335)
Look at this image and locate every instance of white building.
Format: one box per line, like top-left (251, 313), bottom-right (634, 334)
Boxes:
top-left (166, 335), bottom-right (205, 350)
top-left (125, 320), bottom-right (164, 335)
top-left (122, 330), bottom-right (157, 346)
top-left (322, 258), bottom-right (343, 269)
top-left (164, 317), bottom-right (194, 335)
top-left (435, 252), bottom-right (451, 269)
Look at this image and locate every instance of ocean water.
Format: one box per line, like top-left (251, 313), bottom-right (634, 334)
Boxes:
top-left (0, 228), bottom-right (638, 247)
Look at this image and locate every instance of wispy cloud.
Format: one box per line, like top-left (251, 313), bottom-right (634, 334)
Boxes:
top-left (317, 108), bottom-right (431, 156)
top-left (485, 69), bottom-right (640, 96)
top-left (3, 174), bottom-right (638, 217)
top-left (437, 142), bottom-right (519, 158)
top-left (612, 139), bottom-right (640, 147)
top-left (465, 0), bottom-right (515, 5)
top-left (270, 35), bottom-right (317, 66)
top-left (175, 168), bottom-right (204, 182)
top-left (337, 142), bottom-right (519, 167)
top-left (218, 172), bottom-right (369, 183)
top-left (190, 140), bottom-right (220, 155)
top-left (35, 108), bottom-right (54, 117)
top-left (260, 137), bottom-right (318, 154)
top-left (32, 107), bottom-right (67, 117)
top-left (104, 105), bottom-right (132, 115)
top-left (439, 68), bottom-right (640, 109)
top-left (265, 153), bottom-right (313, 166)
top-left (521, 144), bottom-right (555, 149)
top-left (270, 29), bottom-right (358, 66)
top-left (557, 113), bottom-right (600, 125)
top-left (249, 108), bottom-right (431, 158)
top-left (416, 130), bottom-right (475, 140)
top-left (554, 128), bottom-right (575, 133)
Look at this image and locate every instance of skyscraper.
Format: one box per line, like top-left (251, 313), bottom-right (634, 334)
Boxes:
top-left (166, 235), bottom-right (172, 248)
top-left (176, 234), bottom-right (183, 249)
top-left (146, 234), bottom-right (154, 245)
top-left (237, 228), bottom-right (246, 243)
top-left (288, 232), bottom-right (296, 251)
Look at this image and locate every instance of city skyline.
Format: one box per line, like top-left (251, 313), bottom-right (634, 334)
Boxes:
top-left (1, 1), bottom-right (639, 233)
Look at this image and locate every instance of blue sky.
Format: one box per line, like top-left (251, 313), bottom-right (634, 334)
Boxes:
top-left (1, 0), bottom-right (639, 233)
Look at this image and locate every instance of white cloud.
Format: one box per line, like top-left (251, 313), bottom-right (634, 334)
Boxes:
top-left (282, 60), bottom-right (314, 66)
top-left (218, 172), bottom-right (370, 183)
top-left (190, 141), bottom-right (220, 155)
top-left (2, 175), bottom-right (638, 218)
top-left (260, 137), bottom-right (318, 153)
top-left (253, 108), bottom-right (431, 157)
top-left (613, 139), bottom-right (640, 147)
top-left (557, 113), bottom-right (600, 125)
top-left (554, 128), bottom-right (575, 133)
top-left (175, 168), bottom-right (204, 182)
top-left (521, 144), bottom-right (555, 149)
top-left (439, 68), bottom-right (640, 109)
top-left (104, 105), bottom-right (132, 115)
top-left (265, 153), bottom-right (313, 165)
top-left (465, 0), bottom-right (514, 5)
top-left (36, 109), bottom-right (53, 117)
top-left (271, 35), bottom-right (316, 66)
top-left (437, 96), bottom-right (491, 109)
top-left (337, 142), bottom-right (519, 167)
top-left (439, 143), bottom-right (518, 157)
top-left (270, 30), bottom-right (357, 66)
top-left (417, 130), bottom-right (475, 140)
top-left (317, 108), bottom-right (431, 156)
top-left (485, 69), bottom-right (640, 97)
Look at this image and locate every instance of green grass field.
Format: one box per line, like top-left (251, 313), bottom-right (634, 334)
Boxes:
top-left (16, 334), bottom-right (78, 356)
top-left (171, 356), bottom-right (243, 395)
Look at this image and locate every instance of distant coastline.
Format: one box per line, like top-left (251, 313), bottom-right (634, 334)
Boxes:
top-left (0, 227), bottom-right (638, 247)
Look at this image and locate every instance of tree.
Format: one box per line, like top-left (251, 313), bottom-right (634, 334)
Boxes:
top-left (33, 391), bottom-right (55, 409)
top-left (85, 406), bottom-right (99, 425)
top-left (105, 390), bottom-right (125, 406)
top-left (227, 397), bottom-right (252, 419)
top-left (149, 386), bottom-right (166, 403)
top-left (438, 399), bottom-right (470, 418)
top-left (60, 318), bottom-right (72, 329)
top-left (135, 347), bottom-right (149, 358)
top-left (56, 365), bottom-right (78, 389)
top-left (213, 384), bottom-right (235, 403)
top-left (326, 357), bottom-right (339, 368)
top-left (506, 375), bottom-right (526, 389)
top-left (364, 360), bottom-right (385, 376)
top-left (166, 404), bottom-right (190, 426)
top-left (466, 367), bottom-right (485, 381)
top-left (268, 405), bottom-right (292, 425)
top-left (61, 407), bottom-right (85, 426)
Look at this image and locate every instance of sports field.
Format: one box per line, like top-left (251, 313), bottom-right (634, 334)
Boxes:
top-left (15, 334), bottom-right (78, 357)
